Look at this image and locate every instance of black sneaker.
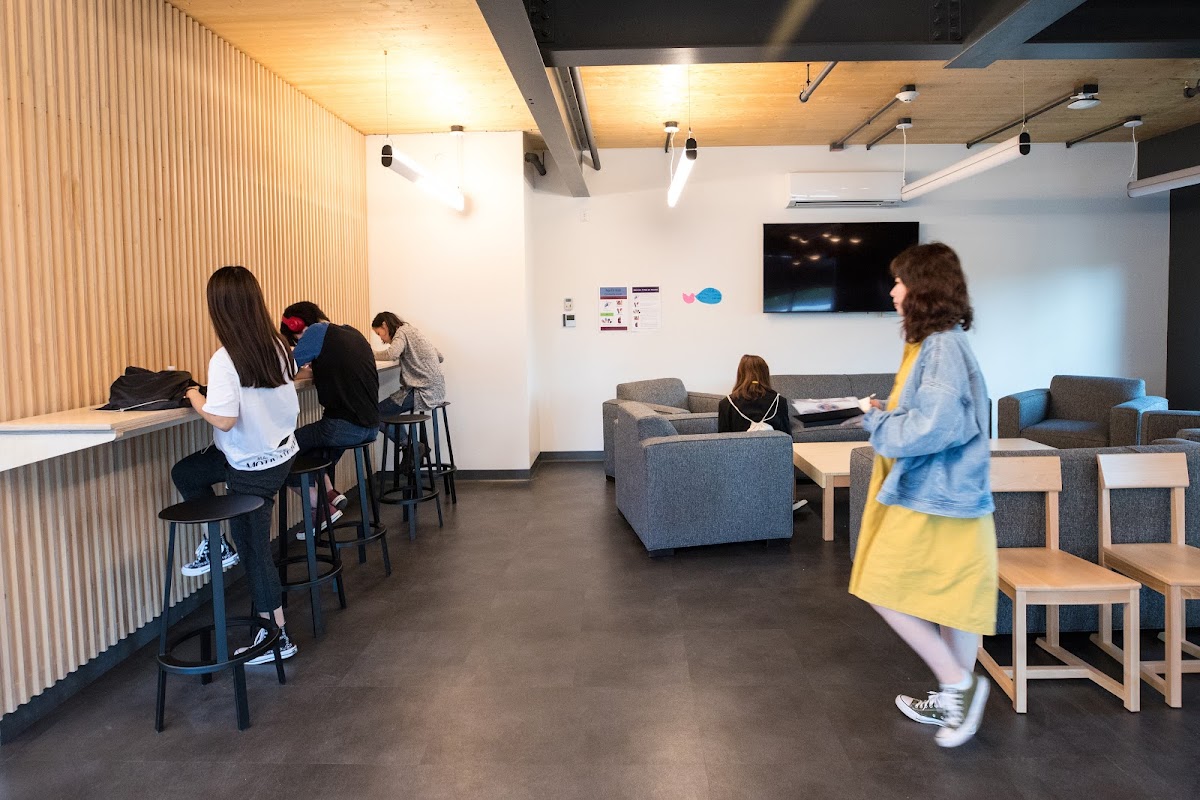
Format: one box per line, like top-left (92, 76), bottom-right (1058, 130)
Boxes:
top-left (181, 536), bottom-right (239, 577)
top-left (242, 626), bottom-right (298, 665)
top-left (399, 442), bottom-right (429, 472)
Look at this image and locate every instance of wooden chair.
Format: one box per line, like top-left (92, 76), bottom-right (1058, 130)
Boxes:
top-left (978, 456), bottom-right (1142, 713)
top-left (1091, 452), bottom-right (1200, 707)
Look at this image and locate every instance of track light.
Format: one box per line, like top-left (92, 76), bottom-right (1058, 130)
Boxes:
top-left (830, 85), bottom-right (918, 151)
top-left (381, 144), bottom-right (466, 212)
top-left (1128, 164), bottom-right (1200, 198)
top-left (1064, 116), bottom-right (1142, 148)
top-left (901, 132), bottom-right (1030, 201)
top-left (967, 84), bottom-right (1098, 149)
top-left (667, 135), bottom-right (697, 208)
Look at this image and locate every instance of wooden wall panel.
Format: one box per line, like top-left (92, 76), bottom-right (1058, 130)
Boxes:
top-left (0, 0), bottom-right (368, 716)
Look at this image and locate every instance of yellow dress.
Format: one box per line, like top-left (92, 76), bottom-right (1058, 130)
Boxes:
top-left (848, 341), bottom-right (998, 635)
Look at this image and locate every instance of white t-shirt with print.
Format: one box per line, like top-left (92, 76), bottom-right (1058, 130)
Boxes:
top-left (202, 347), bottom-right (300, 471)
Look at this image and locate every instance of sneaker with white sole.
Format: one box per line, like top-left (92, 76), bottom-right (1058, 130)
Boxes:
top-left (896, 691), bottom-right (951, 727)
top-left (293, 506), bottom-right (343, 540)
top-left (328, 490), bottom-right (349, 511)
top-left (181, 536), bottom-right (239, 577)
top-left (238, 625), bottom-right (297, 665)
top-left (935, 674), bottom-right (989, 748)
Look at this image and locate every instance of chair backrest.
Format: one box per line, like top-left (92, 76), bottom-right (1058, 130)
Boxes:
top-left (990, 456), bottom-right (1063, 549)
top-left (1097, 452), bottom-right (1190, 548)
top-left (1048, 375), bottom-right (1145, 425)
top-left (616, 378), bottom-right (688, 409)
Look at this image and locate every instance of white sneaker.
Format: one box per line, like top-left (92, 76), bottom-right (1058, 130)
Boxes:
top-left (935, 674), bottom-right (989, 748)
top-left (237, 626), bottom-right (298, 665)
top-left (181, 536), bottom-right (239, 577)
top-left (294, 507), bottom-right (343, 540)
top-left (896, 691), bottom-right (951, 727)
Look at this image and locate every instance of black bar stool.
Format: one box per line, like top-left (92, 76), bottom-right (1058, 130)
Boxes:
top-left (276, 455), bottom-right (346, 638)
top-left (428, 402), bottom-right (458, 505)
top-left (155, 494), bottom-right (285, 732)
top-left (319, 440), bottom-right (391, 575)
top-left (379, 412), bottom-right (443, 540)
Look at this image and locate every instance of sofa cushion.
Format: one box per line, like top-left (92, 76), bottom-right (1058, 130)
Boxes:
top-left (1048, 375), bottom-right (1144, 426)
top-left (849, 374), bottom-right (897, 400)
top-left (643, 402), bottom-right (690, 415)
top-left (793, 427), bottom-right (871, 444)
top-left (617, 378), bottom-right (688, 409)
top-left (1022, 419), bottom-right (1107, 449)
top-left (774, 374), bottom-right (853, 402)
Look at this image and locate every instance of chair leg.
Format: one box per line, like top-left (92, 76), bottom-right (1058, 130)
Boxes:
top-left (1013, 591), bottom-right (1027, 713)
top-left (354, 450), bottom-right (369, 564)
top-left (443, 408), bottom-right (457, 504)
top-left (155, 669), bottom-right (168, 732)
top-left (300, 474), bottom-right (324, 638)
top-left (1123, 590), bottom-right (1140, 712)
top-left (199, 633), bottom-right (213, 685)
top-left (365, 448), bottom-right (392, 576)
top-left (1100, 603), bottom-right (1114, 647)
top-left (1165, 585), bottom-right (1183, 708)
top-left (232, 664), bottom-right (250, 731)
top-left (1046, 603), bottom-right (1060, 649)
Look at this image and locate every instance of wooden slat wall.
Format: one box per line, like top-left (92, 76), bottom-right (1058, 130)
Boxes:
top-left (0, 0), bottom-right (368, 716)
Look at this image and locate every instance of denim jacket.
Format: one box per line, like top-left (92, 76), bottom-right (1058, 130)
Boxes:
top-left (862, 326), bottom-right (994, 518)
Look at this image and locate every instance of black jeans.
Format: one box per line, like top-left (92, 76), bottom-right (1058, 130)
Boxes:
top-left (171, 446), bottom-right (294, 613)
top-left (294, 417), bottom-right (378, 477)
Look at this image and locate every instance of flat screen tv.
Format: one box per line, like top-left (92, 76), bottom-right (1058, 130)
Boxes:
top-left (763, 222), bottom-right (919, 313)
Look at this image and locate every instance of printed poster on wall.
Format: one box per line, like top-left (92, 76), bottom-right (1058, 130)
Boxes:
top-left (599, 286), bottom-right (627, 331)
top-left (630, 286), bottom-right (661, 332)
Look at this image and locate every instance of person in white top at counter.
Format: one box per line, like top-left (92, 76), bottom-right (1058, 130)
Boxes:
top-left (170, 266), bottom-right (301, 664)
top-left (371, 311), bottom-right (446, 460)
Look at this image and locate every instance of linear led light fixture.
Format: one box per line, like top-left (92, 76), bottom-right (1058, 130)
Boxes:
top-left (901, 132), bottom-right (1030, 202)
top-left (866, 117), bottom-right (912, 150)
top-left (667, 134), bottom-right (697, 208)
top-left (1065, 116), bottom-right (1142, 148)
top-left (966, 84), bottom-right (1098, 149)
top-left (1128, 164), bottom-right (1200, 198)
top-left (830, 85), bottom-right (918, 151)
top-left (380, 144), bottom-right (465, 212)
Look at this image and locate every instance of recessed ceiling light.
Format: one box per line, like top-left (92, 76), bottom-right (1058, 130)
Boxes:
top-left (807, 254), bottom-right (821, 261)
top-left (829, 236), bottom-right (842, 243)
top-left (849, 236), bottom-right (862, 244)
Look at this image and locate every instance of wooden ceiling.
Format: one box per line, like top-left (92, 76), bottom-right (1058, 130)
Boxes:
top-left (169, 1), bottom-right (1200, 148)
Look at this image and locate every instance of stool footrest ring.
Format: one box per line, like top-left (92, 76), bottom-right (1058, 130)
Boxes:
top-left (157, 617), bottom-right (278, 675)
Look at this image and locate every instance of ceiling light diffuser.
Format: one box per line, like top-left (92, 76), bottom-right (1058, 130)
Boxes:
top-left (1127, 164), bottom-right (1200, 198)
top-left (901, 132), bottom-right (1031, 201)
top-left (666, 136), bottom-right (697, 208)
top-left (381, 144), bottom-right (466, 212)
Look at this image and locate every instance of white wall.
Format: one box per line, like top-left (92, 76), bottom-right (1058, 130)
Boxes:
top-left (530, 143), bottom-right (1170, 452)
top-left (367, 131), bottom-right (534, 470)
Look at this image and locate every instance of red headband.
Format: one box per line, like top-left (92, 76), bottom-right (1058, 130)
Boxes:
top-left (282, 316), bottom-right (306, 334)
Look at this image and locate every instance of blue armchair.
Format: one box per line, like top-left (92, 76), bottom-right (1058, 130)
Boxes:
top-left (998, 375), bottom-right (1165, 448)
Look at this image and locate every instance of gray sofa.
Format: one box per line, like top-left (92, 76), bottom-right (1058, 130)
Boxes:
top-left (848, 441), bottom-right (1200, 634)
top-left (613, 401), bottom-right (793, 554)
top-left (1141, 410), bottom-right (1200, 445)
top-left (998, 375), bottom-right (1165, 448)
top-left (603, 373), bottom-right (896, 478)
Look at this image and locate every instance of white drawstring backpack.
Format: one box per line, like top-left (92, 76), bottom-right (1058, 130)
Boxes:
top-left (726, 392), bottom-right (781, 432)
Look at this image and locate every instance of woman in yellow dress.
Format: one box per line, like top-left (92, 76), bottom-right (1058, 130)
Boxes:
top-left (849, 243), bottom-right (997, 748)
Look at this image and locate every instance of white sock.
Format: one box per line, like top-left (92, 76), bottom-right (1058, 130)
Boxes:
top-left (942, 672), bottom-right (972, 692)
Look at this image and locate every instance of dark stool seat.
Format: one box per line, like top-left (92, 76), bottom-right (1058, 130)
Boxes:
top-left (319, 440), bottom-right (391, 575)
top-left (379, 413), bottom-right (443, 540)
top-left (276, 455), bottom-right (346, 638)
top-left (155, 494), bottom-right (285, 733)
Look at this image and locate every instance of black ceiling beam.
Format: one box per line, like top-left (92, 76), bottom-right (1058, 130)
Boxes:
top-left (1014, 40), bottom-right (1200, 59)
top-left (533, 0), bottom-right (963, 67)
top-left (476, 0), bottom-right (589, 197)
top-left (944, 0), bottom-right (1089, 69)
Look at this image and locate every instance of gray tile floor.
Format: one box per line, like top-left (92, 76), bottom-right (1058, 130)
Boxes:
top-left (2, 462), bottom-right (1199, 799)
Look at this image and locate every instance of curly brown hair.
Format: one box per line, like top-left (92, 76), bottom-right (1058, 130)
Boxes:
top-left (890, 243), bottom-right (974, 343)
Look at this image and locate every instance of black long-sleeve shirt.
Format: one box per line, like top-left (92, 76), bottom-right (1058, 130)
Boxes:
top-left (717, 392), bottom-right (793, 435)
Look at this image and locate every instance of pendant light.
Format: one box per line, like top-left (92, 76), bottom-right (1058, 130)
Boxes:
top-left (666, 67), bottom-right (698, 208)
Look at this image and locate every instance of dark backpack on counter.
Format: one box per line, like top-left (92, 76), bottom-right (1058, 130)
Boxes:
top-left (98, 367), bottom-right (199, 411)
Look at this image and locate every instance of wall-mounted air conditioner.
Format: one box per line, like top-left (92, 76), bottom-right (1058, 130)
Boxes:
top-left (787, 172), bottom-right (902, 208)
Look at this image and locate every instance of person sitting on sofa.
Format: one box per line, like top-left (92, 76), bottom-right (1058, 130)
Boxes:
top-left (718, 355), bottom-right (792, 435)
top-left (719, 355), bottom-right (805, 511)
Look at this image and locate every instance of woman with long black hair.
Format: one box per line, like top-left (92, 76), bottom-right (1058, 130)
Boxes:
top-left (172, 266), bottom-right (300, 664)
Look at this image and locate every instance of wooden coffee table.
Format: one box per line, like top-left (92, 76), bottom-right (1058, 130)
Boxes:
top-left (791, 442), bottom-right (867, 542)
top-left (792, 437), bottom-right (1059, 542)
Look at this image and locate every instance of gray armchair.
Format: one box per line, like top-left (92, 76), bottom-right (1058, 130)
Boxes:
top-left (602, 378), bottom-right (723, 478)
top-left (1141, 410), bottom-right (1200, 444)
top-left (613, 401), bottom-right (793, 555)
top-left (998, 375), bottom-right (1165, 448)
